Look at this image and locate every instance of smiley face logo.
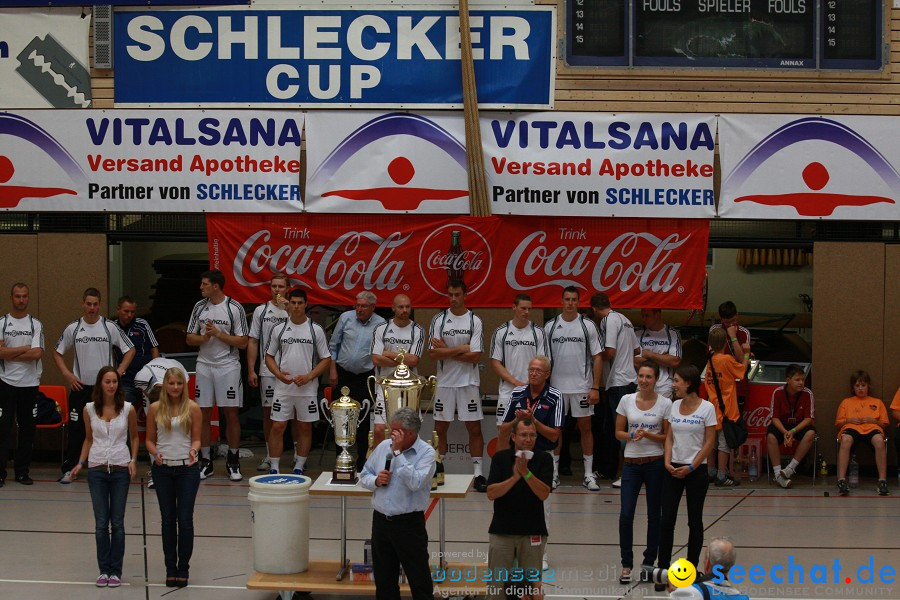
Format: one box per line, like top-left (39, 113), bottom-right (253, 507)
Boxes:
top-left (668, 558), bottom-right (697, 588)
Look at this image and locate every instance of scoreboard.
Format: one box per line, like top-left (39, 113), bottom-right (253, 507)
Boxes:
top-left (567, 0), bottom-right (884, 70)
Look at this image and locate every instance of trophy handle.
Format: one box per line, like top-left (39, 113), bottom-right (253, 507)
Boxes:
top-left (358, 397), bottom-right (371, 423)
top-left (421, 376), bottom-right (438, 417)
top-left (366, 375), bottom-right (378, 405)
top-left (320, 397), bottom-right (333, 427)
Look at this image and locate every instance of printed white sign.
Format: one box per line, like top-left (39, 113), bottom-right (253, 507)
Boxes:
top-left (0, 110), bottom-right (303, 212)
top-left (720, 115), bottom-right (900, 220)
top-left (0, 8), bottom-right (91, 109)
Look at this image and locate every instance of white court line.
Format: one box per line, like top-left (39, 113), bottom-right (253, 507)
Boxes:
top-left (0, 578), bottom-right (247, 590)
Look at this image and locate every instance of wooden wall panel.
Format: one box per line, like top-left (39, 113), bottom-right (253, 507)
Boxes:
top-left (884, 246), bottom-right (900, 422)
top-left (0, 236), bottom-right (39, 304)
top-left (811, 243), bottom-right (886, 462)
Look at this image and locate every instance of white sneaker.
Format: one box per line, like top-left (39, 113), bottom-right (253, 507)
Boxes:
top-left (58, 470), bottom-right (75, 484)
top-left (583, 474), bottom-right (600, 491)
top-left (552, 474), bottom-right (560, 490)
top-left (227, 462), bottom-right (243, 482)
top-left (612, 478), bottom-right (622, 489)
top-left (256, 457), bottom-right (271, 472)
top-left (782, 466), bottom-right (795, 480)
top-left (542, 555), bottom-right (550, 571)
top-left (775, 471), bottom-right (792, 489)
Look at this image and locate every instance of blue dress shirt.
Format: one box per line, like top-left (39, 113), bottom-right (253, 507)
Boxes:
top-left (329, 310), bottom-right (386, 374)
top-left (360, 437), bottom-right (436, 516)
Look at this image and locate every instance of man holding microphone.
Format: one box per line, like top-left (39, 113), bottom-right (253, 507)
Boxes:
top-left (360, 407), bottom-right (436, 600)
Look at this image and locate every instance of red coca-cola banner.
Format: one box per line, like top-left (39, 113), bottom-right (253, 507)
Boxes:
top-left (207, 214), bottom-right (709, 308)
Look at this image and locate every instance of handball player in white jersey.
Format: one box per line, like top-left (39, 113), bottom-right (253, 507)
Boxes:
top-left (429, 279), bottom-right (486, 491)
top-left (247, 273), bottom-right (290, 471)
top-left (544, 286), bottom-right (603, 490)
top-left (54, 287), bottom-right (135, 483)
top-left (186, 269), bottom-right (249, 481)
top-left (490, 293), bottom-right (547, 426)
top-left (370, 294), bottom-right (425, 448)
top-left (265, 288), bottom-right (331, 474)
top-left (634, 308), bottom-right (682, 400)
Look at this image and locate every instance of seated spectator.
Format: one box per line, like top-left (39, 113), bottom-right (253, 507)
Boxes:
top-left (704, 328), bottom-right (749, 488)
top-left (668, 537), bottom-right (748, 599)
top-left (486, 419), bottom-right (552, 600)
top-left (835, 370), bottom-right (889, 496)
top-left (766, 364), bottom-right (816, 488)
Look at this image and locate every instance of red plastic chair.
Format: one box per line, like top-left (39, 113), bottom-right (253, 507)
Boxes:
top-left (36, 385), bottom-right (69, 463)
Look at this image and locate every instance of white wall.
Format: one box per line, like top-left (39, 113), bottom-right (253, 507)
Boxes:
top-left (707, 248), bottom-right (813, 316)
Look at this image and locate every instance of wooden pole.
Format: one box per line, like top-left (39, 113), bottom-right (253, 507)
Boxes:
top-left (458, 0), bottom-right (491, 217)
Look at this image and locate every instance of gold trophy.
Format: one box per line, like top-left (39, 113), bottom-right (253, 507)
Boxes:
top-left (321, 386), bottom-right (369, 484)
top-left (367, 349), bottom-right (437, 426)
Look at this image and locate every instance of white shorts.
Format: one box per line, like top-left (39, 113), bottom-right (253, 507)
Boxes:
top-left (259, 376), bottom-right (277, 408)
top-left (495, 390), bottom-right (513, 426)
top-left (717, 429), bottom-right (731, 453)
top-left (562, 392), bottom-right (593, 418)
top-left (433, 385), bottom-right (483, 422)
top-left (195, 363), bottom-right (243, 408)
top-left (271, 395), bottom-right (320, 423)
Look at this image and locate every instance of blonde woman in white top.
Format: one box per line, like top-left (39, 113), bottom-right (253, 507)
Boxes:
top-left (145, 368), bottom-right (201, 589)
top-left (70, 366), bottom-right (139, 588)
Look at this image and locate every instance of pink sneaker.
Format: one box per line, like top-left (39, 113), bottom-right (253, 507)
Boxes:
top-left (107, 575), bottom-right (121, 588)
top-left (96, 574), bottom-right (109, 587)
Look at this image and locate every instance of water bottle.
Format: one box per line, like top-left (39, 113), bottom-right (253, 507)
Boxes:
top-left (818, 454), bottom-right (828, 477)
top-left (849, 453), bottom-right (859, 488)
top-left (748, 445), bottom-right (759, 482)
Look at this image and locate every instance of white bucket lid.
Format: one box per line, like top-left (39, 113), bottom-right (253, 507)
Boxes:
top-left (248, 474), bottom-right (312, 493)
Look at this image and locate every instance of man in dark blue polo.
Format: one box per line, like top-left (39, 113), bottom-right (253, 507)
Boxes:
top-left (113, 295), bottom-right (159, 410)
top-left (497, 354), bottom-right (562, 571)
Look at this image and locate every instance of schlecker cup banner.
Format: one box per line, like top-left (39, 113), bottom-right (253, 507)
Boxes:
top-left (113, 6), bottom-right (555, 108)
top-left (0, 8), bottom-right (91, 109)
top-left (719, 114), bottom-right (900, 220)
top-left (206, 214), bottom-right (709, 309)
top-left (304, 111), bottom-right (717, 218)
top-left (0, 110), bottom-right (303, 212)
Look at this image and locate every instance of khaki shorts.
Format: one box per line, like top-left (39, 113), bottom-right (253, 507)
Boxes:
top-left (486, 533), bottom-right (546, 600)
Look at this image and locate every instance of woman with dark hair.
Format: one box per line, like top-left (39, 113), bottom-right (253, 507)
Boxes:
top-left (614, 360), bottom-right (671, 584)
top-left (656, 365), bottom-right (717, 592)
top-left (70, 366), bottom-right (139, 588)
top-left (146, 368), bottom-right (202, 588)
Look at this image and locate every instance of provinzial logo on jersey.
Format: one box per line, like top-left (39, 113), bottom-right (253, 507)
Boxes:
top-left (505, 339), bottom-right (536, 347)
top-left (641, 339), bottom-right (671, 347)
top-left (77, 336), bottom-right (110, 343)
top-left (383, 337), bottom-right (412, 345)
top-left (282, 337), bottom-right (313, 345)
top-left (552, 336), bottom-right (584, 343)
top-left (3, 330), bottom-right (32, 337)
top-left (442, 329), bottom-right (471, 337)
top-left (203, 318), bottom-right (231, 326)
top-left (262, 316), bottom-right (286, 324)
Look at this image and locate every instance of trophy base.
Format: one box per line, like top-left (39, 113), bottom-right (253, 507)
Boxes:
top-left (330, 470), bottom-right (359, 485)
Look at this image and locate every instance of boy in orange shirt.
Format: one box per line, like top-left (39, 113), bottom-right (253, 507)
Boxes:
top-left (705, 327), bottom-right (749, 487)
top-left (835, 370), bottom-right (889, 496)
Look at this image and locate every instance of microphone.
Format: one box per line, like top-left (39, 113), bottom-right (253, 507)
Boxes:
top-left (385, 452), bottom-right (393, 471)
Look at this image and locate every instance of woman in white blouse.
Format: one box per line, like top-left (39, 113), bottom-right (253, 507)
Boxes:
top-left (614, 360), bottom-right (672, 584)
top-left (146, 368), bottom-right (202, 588)
top-left (70, 366), bottom-right (139, 588)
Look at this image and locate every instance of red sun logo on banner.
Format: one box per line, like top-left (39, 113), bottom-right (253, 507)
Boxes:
top-left (418, 224), bottom-right (492, 296)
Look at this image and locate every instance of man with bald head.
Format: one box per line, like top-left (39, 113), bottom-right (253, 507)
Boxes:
top-left (371, 294), bottom-right (426, 448)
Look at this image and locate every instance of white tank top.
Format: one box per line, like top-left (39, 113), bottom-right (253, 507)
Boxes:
top-left (156, 416), bottom-right (192, 460)
top-left (87, 402), bottom-right (132, 467)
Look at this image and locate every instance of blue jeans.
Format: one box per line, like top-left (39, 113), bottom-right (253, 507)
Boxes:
top-left (151, 463), bottom-right (201, 578)
top-left (87, 467), bottom-right (131, 577)
top-left (618, 457), bottom-right (664, 569)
